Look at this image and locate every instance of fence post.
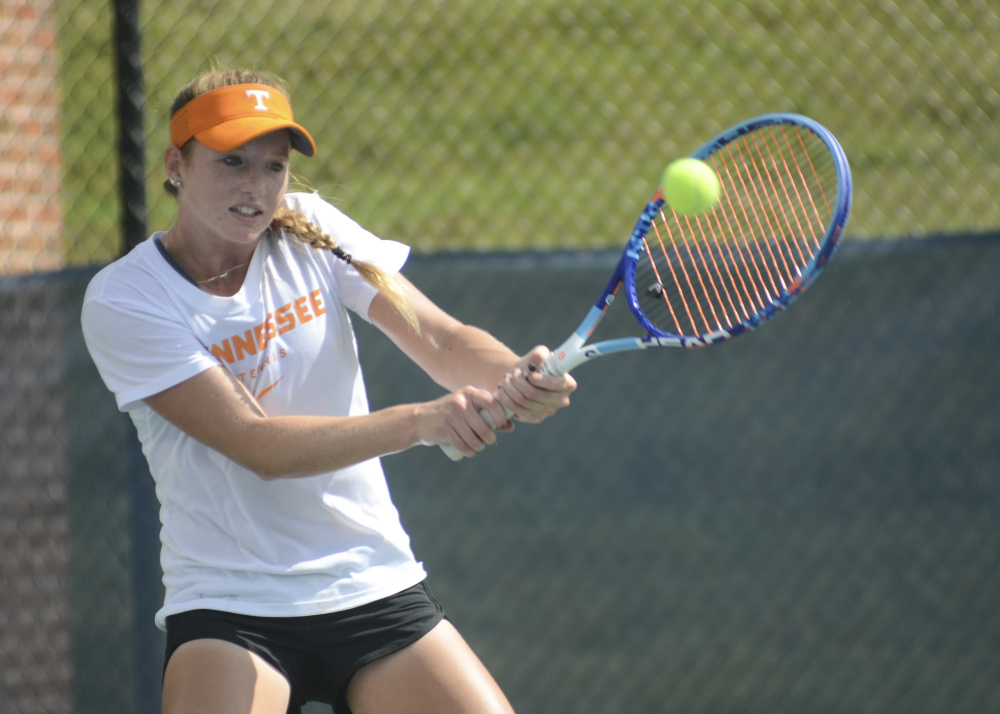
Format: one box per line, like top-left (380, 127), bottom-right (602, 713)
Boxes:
top-left (113, 0), bottom-right (162, 710)
top-left (114, 0), bottom-right (147, 256)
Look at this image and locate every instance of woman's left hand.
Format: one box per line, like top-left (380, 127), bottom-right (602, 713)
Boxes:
top-left (497, 346), bottom-right (577, 424)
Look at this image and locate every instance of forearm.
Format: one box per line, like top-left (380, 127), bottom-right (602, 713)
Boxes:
top-left (418, 321), bottom-right (520, 393)
top-left (233, 404), bottom-right (424, 480)
top-left (145, 360), bottom-right (509, 477)
top-left (144, 365), bottom-right (458, 480)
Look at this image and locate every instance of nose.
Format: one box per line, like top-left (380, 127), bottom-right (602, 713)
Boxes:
top-left (239, 163), bottom-right (268, 195)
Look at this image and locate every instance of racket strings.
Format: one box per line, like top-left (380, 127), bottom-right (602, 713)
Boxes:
top-left (638, 124), bottom-right (837, 338)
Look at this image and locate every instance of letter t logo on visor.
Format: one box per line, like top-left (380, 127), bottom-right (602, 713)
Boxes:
top-left (245, 89), bottom-right (271, 111)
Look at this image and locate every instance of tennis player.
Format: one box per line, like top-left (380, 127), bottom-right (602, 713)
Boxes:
top-left (81, 68), bottom-right (575, 714)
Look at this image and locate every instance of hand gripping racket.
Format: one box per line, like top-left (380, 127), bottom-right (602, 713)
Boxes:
top-left (442, 113), bottom-right (852, 460)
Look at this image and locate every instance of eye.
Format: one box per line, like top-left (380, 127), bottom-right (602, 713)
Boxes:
top-left (223, 155), bottom-right (243, 167)
top-left (268, 161), bottom-right (287, 173)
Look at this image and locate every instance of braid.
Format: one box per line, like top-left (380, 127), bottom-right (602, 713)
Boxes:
top-left (271, 205), bottom-right (419, 332)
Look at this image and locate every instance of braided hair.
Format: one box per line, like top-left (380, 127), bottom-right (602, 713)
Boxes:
top-left (270, 204), bottom-right (418, 332)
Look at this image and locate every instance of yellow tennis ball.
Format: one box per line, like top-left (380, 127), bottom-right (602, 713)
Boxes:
top-left (662, 158), bottom-right (721, 216)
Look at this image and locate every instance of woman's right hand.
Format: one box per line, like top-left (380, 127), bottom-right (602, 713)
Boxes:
top-left (414, 386), bottom-right (515, 458)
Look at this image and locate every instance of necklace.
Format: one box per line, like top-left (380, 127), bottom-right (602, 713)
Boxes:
top-left (195, 259), bottom-right (252, 284)
top-left (163, 230), bottom-right (252, 285)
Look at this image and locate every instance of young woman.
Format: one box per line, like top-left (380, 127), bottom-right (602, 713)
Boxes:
top-left (81, 68), bottom-right (575, 714)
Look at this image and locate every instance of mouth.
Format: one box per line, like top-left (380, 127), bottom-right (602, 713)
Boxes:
top-left (231, 204), bottom-right (263, 218)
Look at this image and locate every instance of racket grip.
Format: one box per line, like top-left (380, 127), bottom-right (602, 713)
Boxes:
top-left (439, 406), bottom-right (514, 461)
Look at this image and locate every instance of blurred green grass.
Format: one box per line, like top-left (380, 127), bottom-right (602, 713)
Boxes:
top-left (58, 0), bottom-right (1000, 265)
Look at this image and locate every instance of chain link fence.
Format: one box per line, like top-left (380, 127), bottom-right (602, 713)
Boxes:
top-left (3, 1), bottom-right (1000, 712)
top-left (53, 0), bottom-right (1000, 267)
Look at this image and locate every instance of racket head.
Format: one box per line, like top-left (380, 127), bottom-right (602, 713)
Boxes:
top-left (623, 113), bottom-right (852, 348)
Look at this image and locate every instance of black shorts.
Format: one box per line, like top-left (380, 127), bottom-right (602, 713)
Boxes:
top-left (164, 581), bottom-right (446, 714)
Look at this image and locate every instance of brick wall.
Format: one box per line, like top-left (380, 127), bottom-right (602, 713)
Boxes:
top-left (1, 0), bottom-right (63, 275)
top-left (0, 3), bottom-right (73, 712)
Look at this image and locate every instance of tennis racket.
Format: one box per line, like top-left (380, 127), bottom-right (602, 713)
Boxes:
top-left (442, 112), bottom-right (851, 461)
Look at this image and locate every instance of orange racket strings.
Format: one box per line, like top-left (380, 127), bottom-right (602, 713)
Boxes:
top-left (642, 124), bottom-right (835, 338)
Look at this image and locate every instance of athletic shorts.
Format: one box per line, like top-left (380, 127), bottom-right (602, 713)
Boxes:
top-left (164, 581), bottom-right (446, 714)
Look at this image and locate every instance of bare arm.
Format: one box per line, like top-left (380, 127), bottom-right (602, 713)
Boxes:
top-left (143, 363), bottom-right (499, 479)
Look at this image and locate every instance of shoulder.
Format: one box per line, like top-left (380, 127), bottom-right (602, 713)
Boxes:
top-left (281, 192), bottom-right (410, 269)
top-left (283, 191), bottom-right (348, 224)
top-left (82, 236), bottom-right (196, 342)
top-left (281, 192), bottom-right (371, 247)
top-left (84, 237), bottom-right (167, 308)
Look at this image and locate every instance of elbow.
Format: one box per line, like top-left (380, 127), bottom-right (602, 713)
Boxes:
top-left (223, 443), bottom-right (297, 481)
top-left (231, 454), bottom-right (285, 481)
top-left (250, 465), bottom-right (287, 482)
top-left (240, 453), bottom-right (310, 481)
top-left (217, 420), bottom-right (307, 481)
top-left (234, 450), bottom-right (326, 482)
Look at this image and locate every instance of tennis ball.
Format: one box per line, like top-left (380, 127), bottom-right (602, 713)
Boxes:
top-left (661, 158), bottom-right (721, 216)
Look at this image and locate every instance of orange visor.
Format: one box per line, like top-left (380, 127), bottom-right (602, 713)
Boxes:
top-left (169, 83), bottom-right (316, 157)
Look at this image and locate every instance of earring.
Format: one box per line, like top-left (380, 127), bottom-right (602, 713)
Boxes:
top-left (169, 178), bottom-right (182, 188)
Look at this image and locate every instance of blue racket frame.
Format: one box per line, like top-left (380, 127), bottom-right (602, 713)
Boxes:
top-left (543, 113), bottom-right (852, 375)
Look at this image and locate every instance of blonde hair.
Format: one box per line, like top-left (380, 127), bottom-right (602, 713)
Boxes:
top-left (165, 68), bottom-right (418, 332)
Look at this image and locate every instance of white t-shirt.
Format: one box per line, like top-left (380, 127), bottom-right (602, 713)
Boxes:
top-left (81, 192), bottom-right (427, 629)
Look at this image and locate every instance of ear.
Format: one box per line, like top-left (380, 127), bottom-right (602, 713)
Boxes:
top-left (164, 144), bottom-right (184, 182)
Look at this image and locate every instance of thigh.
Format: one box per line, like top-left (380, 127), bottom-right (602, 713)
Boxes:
top-left (163, 638), bottom-right (292, 714)
top-left (346, 620), bottom-right (516, 714)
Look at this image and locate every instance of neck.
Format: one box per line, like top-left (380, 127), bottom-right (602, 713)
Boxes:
top-left (162, 228), bottom-right (257, 292)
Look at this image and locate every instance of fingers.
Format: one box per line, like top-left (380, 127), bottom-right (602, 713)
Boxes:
top-left (481, 401), bottom-right (515, 434)
top-left (421, 387), bottom-right (511, 459)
